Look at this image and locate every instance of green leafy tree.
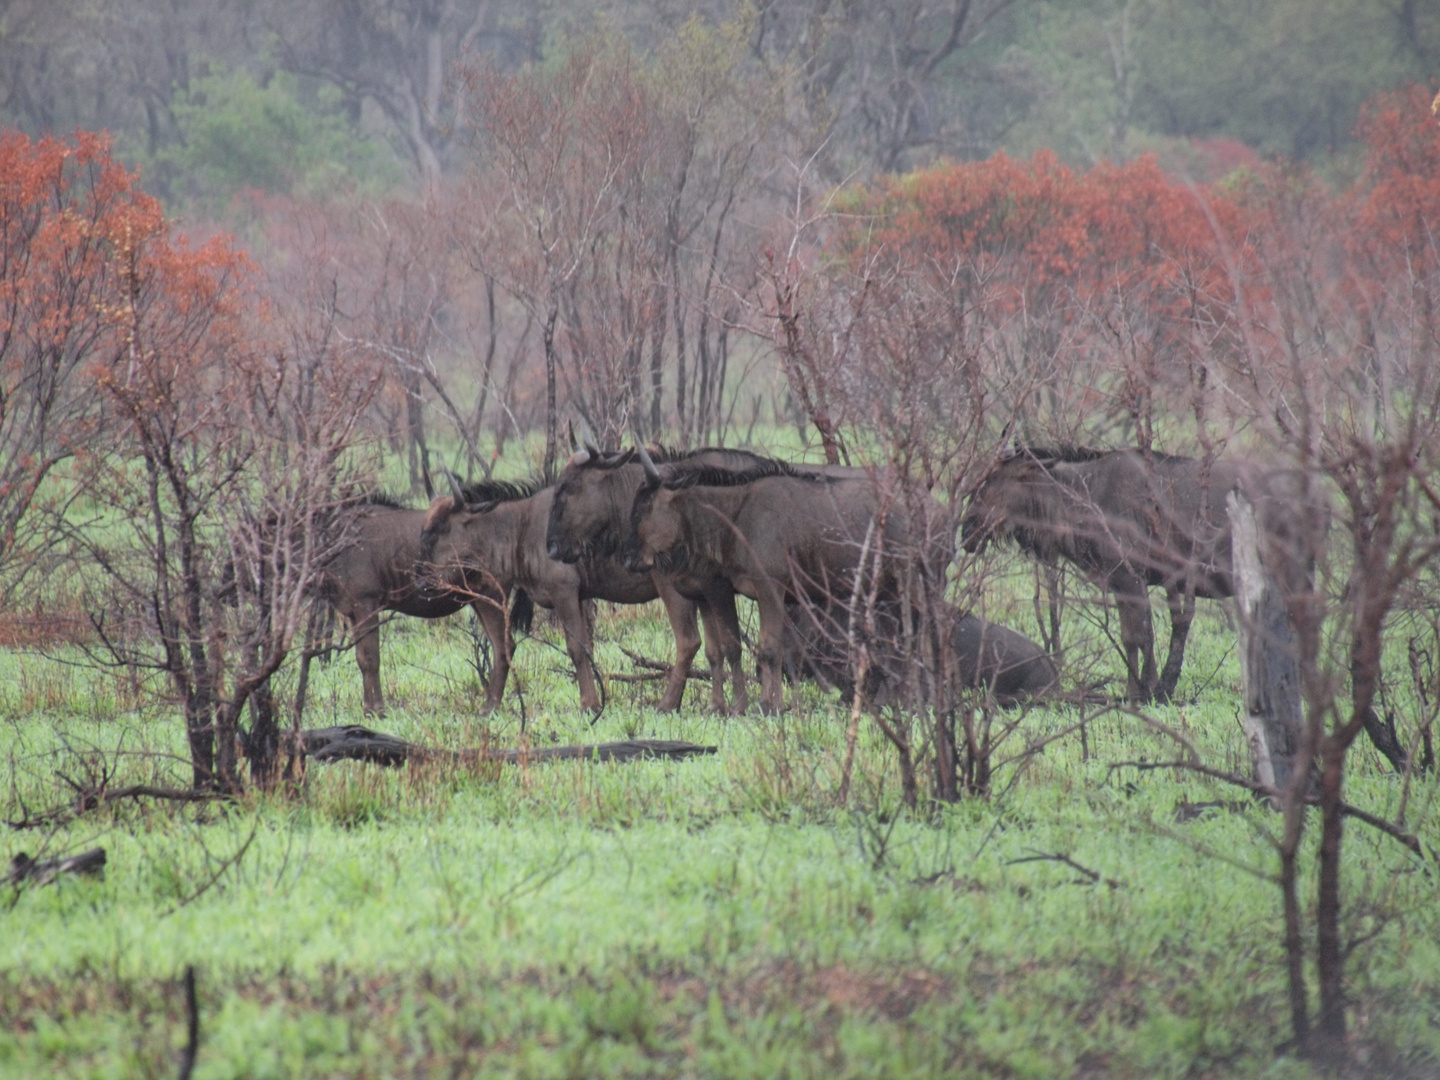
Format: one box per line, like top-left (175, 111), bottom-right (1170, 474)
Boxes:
top-left (162, 68), bottom-right (405, 214)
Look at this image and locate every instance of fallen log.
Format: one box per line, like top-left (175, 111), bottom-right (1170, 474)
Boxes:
top-left (298, 725), bottom-right (717, 768)
top-left (6, 847), bottom-right (106, 888)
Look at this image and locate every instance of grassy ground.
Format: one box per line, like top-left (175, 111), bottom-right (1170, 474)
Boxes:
top-left (2, 581), bottom-right (1438, 1079)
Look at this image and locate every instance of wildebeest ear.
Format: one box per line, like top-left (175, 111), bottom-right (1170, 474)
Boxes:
top-left (422, 495), bottom-right (455, 534)
top-left (636, 442), bottom-right (662, 488)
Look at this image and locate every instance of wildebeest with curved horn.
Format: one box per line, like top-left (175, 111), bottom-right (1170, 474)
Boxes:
top-left (546, 442), bottom-right (868, 712)
top-left (625, 446), bottom-right (952, 713)
top-left (318, 493), bottom-right (532, 716)
top-left (960, 445), bottom-right (1310, 704)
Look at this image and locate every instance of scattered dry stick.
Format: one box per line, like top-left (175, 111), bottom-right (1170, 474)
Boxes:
top-left (618, 645), bottom-right (712, 682)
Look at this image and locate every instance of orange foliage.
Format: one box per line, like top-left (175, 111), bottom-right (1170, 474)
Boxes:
top-left (845, 149), bottom-right (1245, 308)
top-left (1348, 84), bottom-right (1440, 295)
top-left (0, 129), bottom-right (252, 454)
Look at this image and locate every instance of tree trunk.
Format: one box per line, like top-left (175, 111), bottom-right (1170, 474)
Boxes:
top-left (542, 302), bottom-right (560, 482)
top-left (1227, 491), bottom-right (1303, 793)
top-left (1313, 736), bottom-right (1348, 1054)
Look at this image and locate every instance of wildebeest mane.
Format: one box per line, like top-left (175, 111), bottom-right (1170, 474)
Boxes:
top-left (460, 477), bottom-right (546, 505)
top-left (569, 444), bottom-right (767, 473)
top-left (1019, 444), bottom-right (1195, 466)
top-left (664, 458), bottom-right (832, 491)
top-left (359, 491), bottom-right (408, 510)
top-left (1017, 445), bottom-right (1109, 464)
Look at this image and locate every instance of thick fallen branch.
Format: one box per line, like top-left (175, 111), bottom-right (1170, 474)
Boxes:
top-left (298, 725), bottom-right (716, 768)
top-left (6, 847), bottom-right (106, 888)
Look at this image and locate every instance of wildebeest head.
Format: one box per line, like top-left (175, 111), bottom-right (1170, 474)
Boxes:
top-left (546, 446), bottom-right (634, 563)
top-left (960, 450), bottom-right (1037, 554)
top-left (417, 491), bottom-right (479, 596)
top-left (623, 444), bottom-right (685, 573)
top-left (960, 447), bottom-right (1103, 558)
top-left (417, 474), bottom-right (542, 594)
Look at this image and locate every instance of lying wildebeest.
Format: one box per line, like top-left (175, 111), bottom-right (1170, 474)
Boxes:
top-left (421, 474), bottom-right (731, 713)
top-left (785, 600), bottom-right (1058, 707)
top-left (960, 445), bottom-right (1309, 703)
top-left (318, 493), bottom-right (532, 717)
top-left (547, 443), bottom-right (870, 713)
top-left (625, 448), bottom-right (951, 713)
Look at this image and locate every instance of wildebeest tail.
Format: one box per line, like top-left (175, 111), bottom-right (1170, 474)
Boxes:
top-left (510, 589), bottom-right (534, 635)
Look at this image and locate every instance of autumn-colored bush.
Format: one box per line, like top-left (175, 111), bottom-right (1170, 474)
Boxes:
top-left (0, 131), bottom-right (168, 581)
top-left (843, 150), bottom-right (1245, 307)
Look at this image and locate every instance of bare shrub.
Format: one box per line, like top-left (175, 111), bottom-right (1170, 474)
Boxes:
top-left (61, 205), bottom-right (384, 791)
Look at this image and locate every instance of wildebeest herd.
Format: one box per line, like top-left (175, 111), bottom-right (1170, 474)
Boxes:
top-left (318, 439), bottom-right (1305, 716)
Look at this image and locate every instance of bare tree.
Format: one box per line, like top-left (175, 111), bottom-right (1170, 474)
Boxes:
top-left (454, 29), bottom-right (784, 463)
top-left (748, 0), bottom-right (1024, 175)
top-left (64, 202), bottom-right (384, 792)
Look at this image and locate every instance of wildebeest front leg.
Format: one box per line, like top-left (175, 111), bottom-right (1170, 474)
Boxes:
top-left (349, 606), bottom-right (385, 716)
top-left (652, 577), bottom-right (701, 712)
top-left (473, 598), bottom-right (512, 713)
top-left (1112, 574), bottom-right (1157, 703)
top-left (554, 592), bottom-right (602, 711)
top-left (1155, 587), bottom-right (1196, 704)
top-left (695, 581), bottom-right (747, 713)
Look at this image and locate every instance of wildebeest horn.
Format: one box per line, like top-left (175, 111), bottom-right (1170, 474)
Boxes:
top-left (579, 416), bottom-right (600, 455)
top-left (444, 468), bottom-right (466, 505)
top-left (636, 442), bottom-right (662, 486)
top-left (998, 419), bottom-right (1018, 460)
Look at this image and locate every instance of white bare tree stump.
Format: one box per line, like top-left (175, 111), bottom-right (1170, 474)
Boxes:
top-left (1227, 490), bottom-right (1303, 794)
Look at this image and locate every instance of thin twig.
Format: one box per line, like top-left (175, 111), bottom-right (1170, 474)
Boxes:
top-left (1006, 849), bottom-right (1123, 889)
top-left (1108, 759), bottom-right (1427, 860)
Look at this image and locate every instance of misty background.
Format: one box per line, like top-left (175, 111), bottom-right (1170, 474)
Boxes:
top-left (3, 0), bottom-right (1433, 215)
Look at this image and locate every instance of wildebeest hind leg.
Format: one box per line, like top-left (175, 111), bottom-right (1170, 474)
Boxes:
top-left (1155, 588), bottom-right (1196, 704)
top-left (1114, 582), bottom-right (1157, 703)
top-left (755, 587), bottom-right (789, 714)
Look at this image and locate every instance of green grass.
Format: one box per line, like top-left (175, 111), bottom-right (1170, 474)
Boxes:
top-left (2, 586), bottom-right (1438, 1078)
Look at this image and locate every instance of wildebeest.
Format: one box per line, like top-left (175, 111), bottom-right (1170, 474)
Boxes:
top-left (546, 443), bottom-right (870, 713)
top-left (625, 448), bottom-right (951, 713)
top-left (318, 493), bottom-right (532, 716)
top-left (420, 475), bottom-right (718, 713)
top-left (786, 600), bottom-right (1058, 707)
top-left (960, 445), bottom-right (1308, 703)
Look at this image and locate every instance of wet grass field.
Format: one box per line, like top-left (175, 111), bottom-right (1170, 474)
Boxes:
top-left (2, 582), bottom-right (1437, 1079)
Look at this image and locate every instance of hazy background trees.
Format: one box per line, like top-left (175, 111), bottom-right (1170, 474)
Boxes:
top-left (4, 2), bottom-right (1431, 476)
top-left (5, 0), bottom-right (1434, 200)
